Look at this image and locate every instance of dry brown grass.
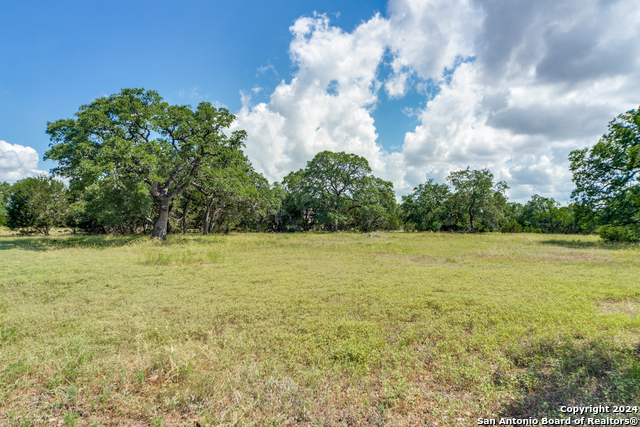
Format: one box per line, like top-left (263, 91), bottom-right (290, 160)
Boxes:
top-left (597, 299), bottom-right (640, 317)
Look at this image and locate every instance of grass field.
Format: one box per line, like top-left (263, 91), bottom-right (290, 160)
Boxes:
top-left (1, 230), bottom-right (639, 426)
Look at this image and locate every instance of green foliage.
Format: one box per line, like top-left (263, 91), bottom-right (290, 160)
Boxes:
top-left (62, 411), bottom-right (79, 427)
top-left (189, 150), bottom-right (282, 233)
top-left (503, 337), bottom-right (640, 418)
top-left (500, 220), bottom-right (523, 233)
top-left (598, 224), bottom-right (640, 243)
top-left (278, 169), bottom-right (312, 231)
top-left (0, 181), bottom-right (10, 227)
top-left (569, 201), bottom-right (599, 233)
top-left (402, 168), bottom-right (510, 232)
top-left (346, 176), bottom-right (399, 232)
top-left (569, 104), bottom-right (640, 230)
top-left (76, 177), bottom-right (153, 234)
top-left (45, 88), bottom-right (247, 238)
top-left (6, 175), bottom-right (68, 235)
top-left (401, 170), bottom-right (582, 235)
top-left (447, 168), bottom-right (509, 232)
top-left (519, 195), bottom-right (576, 234)
top-left (280, 151), bottom-right (397, 231)
top-left (400, 179), bottom-right (450, 231)
top-left (504, 202), bottom-right (524, 223)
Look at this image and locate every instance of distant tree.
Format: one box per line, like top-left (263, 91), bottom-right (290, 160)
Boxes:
top-left (519, 195), bottom-right (575, 234)
top-left (556, 206), bottom-right (578, 234)
top-left (400, 180), bottom-right (451, 231)
top-left (281, 151), bottom-right (397, 231)
top-left (265, 183), bottom-right (287, 231)
top-left (174, 187), bottom-right (199, 235)
top-left (238, 174), bottom-right (284, 232)
top-left (598, 224), bottom-right (640, 243)
top-left (45, 88), bottom-right (246, 239)
top-left (478, 183), bottom-right (510, 231)
top-left (348, 177), bottom-right (399, 231)
top-left (279, 169), bottom-right (315, 231)
top-left (504, 202), bottom-right (524, 222)
top-left (446, 168), bottom-right (508, 232)
top-left (500, 202), bottom-right (524, 233)
top-left (0, 181), bottom-right (10, 227)
top-left (76, 177), bottom-right (153, 234)
top-left (191, 151), bottom-right (280, 233)
top-left (568, 202), bottom-right (599, 234)
top-left (569, 104), bottom-right (639, 236)
top-left (6, 176), bottom-right (68, 235)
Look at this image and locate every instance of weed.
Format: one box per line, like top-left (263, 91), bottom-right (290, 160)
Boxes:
top-left (63, 410), bottom-right (79, 427)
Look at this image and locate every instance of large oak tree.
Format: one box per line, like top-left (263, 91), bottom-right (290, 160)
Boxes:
top-left (281, 151), bottom-right (397, 231)
top-left (446, 168), bottom-right (508, 232)
top-left (569, 104), bottom-right (639, 230)
top-left (45, 88), bottom-right (246, 238)
top-left (400, 179), bottom-right (451, 231)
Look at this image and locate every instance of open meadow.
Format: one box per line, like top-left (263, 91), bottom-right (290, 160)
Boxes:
top-left (1, 231), bottom-right (639, 426)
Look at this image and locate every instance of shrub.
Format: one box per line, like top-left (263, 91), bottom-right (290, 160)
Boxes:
top-left (7, 175), bottom-right (68, 235)
top-left (598, 225), bottom-right (639, 243)
top-left (501, 220), bottom-right (523, 233)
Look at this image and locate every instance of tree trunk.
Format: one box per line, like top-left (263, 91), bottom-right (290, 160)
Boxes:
top-left (203, 198), bottom-right (214, 234)
top-left (152, 196), bottom-right (170, 239)
top-left (470, 213), bottom-right (475, 233)
top-left (210, 207), bottom-right (223, 233)
top-left (166, 201), bottom-right (173, 235)
top-left (182, 193), bottom-right (192, 235)
top-left (203, 208), bottom-right (209, 234)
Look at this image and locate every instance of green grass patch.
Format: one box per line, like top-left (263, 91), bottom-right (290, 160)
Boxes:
top-left (0, 232), bottom-right (639, 425)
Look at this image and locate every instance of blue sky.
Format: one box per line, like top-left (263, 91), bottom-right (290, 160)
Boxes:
top-left (0, 0), bottom-right (386, 165)
top-left (1, 0), bottom-right (639, 202)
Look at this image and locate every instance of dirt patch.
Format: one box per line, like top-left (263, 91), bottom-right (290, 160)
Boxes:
top-left (475, 250), bottom-right (612, 264)
top-left (368, 253), bottom-right (443, 265)
top-left (597, 299), bottom-right (640, 317)
top-left (365, 233), bottom-right (390, 238)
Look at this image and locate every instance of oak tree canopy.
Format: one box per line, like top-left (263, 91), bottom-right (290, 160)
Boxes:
top-left (45, 88), bottom-right (246, 239)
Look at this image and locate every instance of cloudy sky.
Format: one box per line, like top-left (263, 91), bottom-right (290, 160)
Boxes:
top-left (1, 0), bottom-right (639, 202)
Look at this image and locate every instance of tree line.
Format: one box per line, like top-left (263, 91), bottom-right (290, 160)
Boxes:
top-left (0, 159), bottom-right (582, 236)
top-left (0, 89), bottom-right (638, 242)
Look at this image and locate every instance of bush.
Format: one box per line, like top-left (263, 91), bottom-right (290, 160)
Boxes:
top-left (598, 225), bottom-right (639, 243)
top-left (7, 176), bottom-right (68, 235)
top-left (501, 220), bottom-right (523, 233)
top-left (524, 226), bottom-right (543, 233)
top-left (79, 178), bottom-right (153, 234)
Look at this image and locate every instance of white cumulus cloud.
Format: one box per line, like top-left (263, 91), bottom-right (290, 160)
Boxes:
top-left (235, 0), bottom-right (640, 203)
top-left (0, 140), bottom-right (46, 183)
